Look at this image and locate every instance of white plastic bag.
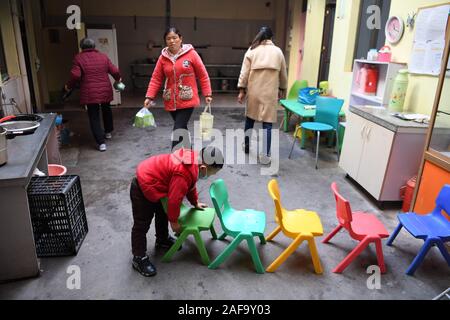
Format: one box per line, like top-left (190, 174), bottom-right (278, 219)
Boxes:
top-left (133, 107), bottom-right (156, 128)
top-left (199, 103), bottom-right (213, 140)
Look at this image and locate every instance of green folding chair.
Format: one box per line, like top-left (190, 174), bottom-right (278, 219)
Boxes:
top-left (208, 179), bottom-right (266, 274)
top-left (160, 198), bottom-right (217, 265)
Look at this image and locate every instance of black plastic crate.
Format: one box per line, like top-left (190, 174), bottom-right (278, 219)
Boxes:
top-left (27, 175), bottom-right (88, 257)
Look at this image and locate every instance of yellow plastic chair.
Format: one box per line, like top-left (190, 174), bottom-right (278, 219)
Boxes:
top-left (266, 179), bottom-right (324, 274)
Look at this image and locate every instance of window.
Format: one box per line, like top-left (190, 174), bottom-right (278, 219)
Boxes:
top-left (354, 0), bottom-right (391, 61)
top-left (0, 26), bottom-right (8, 82)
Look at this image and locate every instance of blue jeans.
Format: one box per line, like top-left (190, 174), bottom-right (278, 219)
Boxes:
top-left (244, 117), bottom-right (272, 156)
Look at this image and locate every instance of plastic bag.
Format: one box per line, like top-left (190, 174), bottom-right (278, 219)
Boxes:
top-left (133, 107), bottom-right (156, 128)
top-left (298, 87), bottom-right (321, 105)
top-left (199, 103), bottom-right (213, 140)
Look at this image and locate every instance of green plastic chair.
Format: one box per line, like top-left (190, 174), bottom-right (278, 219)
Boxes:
top-left (281, 80), bottom-right (309, 132)
top-left (287, 79), bottom-right (309, 100)
top-left (208, 179), bottom-right (266, 274)
top-left (160, 198), bottom-right (217, 265)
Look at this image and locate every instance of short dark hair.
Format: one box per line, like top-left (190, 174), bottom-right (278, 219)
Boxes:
top-left (80, 38), bottom-right (95, 50)
top-left (250, 26), bottom-right (273, 50)
top-left (164, 27), bottom-right (182, 41)
top-left (201, 146), bottom-right (224, 169)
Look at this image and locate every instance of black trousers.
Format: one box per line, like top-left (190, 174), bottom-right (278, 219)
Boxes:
top-left (244, 117), bottom-right (273, 156)
top-left (86, 103), bottom-right (113, 145)
top-left (169, 108), bottom-right (194, 150)
top-left (130, 177), bottom-right (168, 257)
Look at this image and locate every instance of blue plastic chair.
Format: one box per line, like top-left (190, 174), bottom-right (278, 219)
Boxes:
top-left (387, 184), bottom-right (450, 276)
top-left (289, 96), bottom-right (344, 169)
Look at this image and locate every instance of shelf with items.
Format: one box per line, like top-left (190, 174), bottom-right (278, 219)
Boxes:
top-left (129, 63), bottom-right (243, 93)
top-left (350, 59), bottom-right (406, 108)
top-left (205, 64), bottom-right (241, 93)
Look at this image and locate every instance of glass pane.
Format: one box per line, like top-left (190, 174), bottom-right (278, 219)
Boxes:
top-left (429, 48), bottom-right (450, 159)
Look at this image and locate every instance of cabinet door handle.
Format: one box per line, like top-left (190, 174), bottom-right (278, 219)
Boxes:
top-left (366, 126), bottom-right (372, 140)
top-left (361, 125), bottom-right (366, 138)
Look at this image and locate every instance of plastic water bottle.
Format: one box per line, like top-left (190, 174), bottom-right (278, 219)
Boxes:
top-left (389, 69), bottom-right (409, 112)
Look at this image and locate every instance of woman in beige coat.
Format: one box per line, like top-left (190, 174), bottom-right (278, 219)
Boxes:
top-left (237, 26), bottom-right (288, 164)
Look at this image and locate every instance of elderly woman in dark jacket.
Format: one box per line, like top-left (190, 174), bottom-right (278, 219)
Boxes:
top-left (65, 38), bottom-right (122, 152)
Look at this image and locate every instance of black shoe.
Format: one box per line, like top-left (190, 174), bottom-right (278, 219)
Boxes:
top-left (155, 235), bottom-right (181, 250)
top-left (132, 256), bottom-right (157, 277)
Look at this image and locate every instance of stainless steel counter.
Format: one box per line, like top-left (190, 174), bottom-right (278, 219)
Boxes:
top-left (0, 113), bottom-right (56, 281)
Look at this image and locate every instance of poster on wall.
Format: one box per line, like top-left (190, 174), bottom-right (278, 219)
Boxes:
top-left (409, 4), bottom-right (450, 76)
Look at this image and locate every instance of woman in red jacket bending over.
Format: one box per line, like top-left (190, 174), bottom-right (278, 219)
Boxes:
top-left (144, 27), bottom-right (212, 150)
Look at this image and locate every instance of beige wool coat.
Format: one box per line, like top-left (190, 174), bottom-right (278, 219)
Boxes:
top-left (238, 40), bottom-right (288, 123)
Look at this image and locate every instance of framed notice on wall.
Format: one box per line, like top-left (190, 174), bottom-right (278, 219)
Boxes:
top-left (409, 3), bottom-right (450, 76)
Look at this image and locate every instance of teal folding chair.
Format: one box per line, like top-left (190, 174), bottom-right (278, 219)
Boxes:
top-left (208, 179), bottom-right (266, 274)
top-left (289, 96), bottom-right (344, 169)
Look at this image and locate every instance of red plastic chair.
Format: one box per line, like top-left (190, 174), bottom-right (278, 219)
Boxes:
top-left (323, 182), bottom-right (389, 273)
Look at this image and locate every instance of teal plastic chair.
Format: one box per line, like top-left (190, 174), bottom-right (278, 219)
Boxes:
top-left (160, 198), bottom-right (217, 265)
top-left (289, 96), bottom-right (344, 169)
top-left (208, 179), bottom-right (266, 274)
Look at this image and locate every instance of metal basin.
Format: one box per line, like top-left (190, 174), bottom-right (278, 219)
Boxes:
top-left (0, 120), bottom-right (40, 138)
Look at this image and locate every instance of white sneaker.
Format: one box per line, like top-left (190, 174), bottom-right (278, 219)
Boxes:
top-left (99, 144), bottom-right (107, 152)
top-left (258, 153), bottom-right (271, 165)
top-left (105, 133), bottom-right (112, 139)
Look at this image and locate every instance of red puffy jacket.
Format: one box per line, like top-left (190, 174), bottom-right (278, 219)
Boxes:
top-left (145, 44), bottom-right (212, 111)
top-left (67, 49), bottom-right (121, 105)
top-left (136, 148), bottom-right (199, 222)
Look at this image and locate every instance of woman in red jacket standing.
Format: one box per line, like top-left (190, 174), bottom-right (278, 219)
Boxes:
top-left (144, 27), bottom-right (212, 150)
top-left (65, 38), bottom-right (122, 152)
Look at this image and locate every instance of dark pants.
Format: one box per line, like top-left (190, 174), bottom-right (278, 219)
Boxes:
top-left (86, 103), bottom-right (113, 145)
top-left (130, 177), bottom-right (168, 257)
top-left (169, 108), bottom-right (194, 150)
top-left (244, 117), bottom-right (273, 156)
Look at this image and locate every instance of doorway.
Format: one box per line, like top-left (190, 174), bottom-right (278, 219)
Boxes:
top-left (317, 0), bottom-right (336, 86)
top-left (18, 0), bottom-right (37, 112)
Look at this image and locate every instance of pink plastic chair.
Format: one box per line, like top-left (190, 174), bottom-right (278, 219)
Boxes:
top-left (323, 182), bottom-right (389, 273)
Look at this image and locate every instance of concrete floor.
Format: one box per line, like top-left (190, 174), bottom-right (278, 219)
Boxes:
top-left (1, 96), bottom-right (448, 300)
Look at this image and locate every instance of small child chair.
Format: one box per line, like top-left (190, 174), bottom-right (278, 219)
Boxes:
top-left (323, 182), bottom-right (389, 273)
top-left (160, 198), bottom-right (217, 265)
top-left (266, 179), bottom-right (324, 274)
top-left (208, 179), bottom-right (266, 274)
top-left (386, 184), bottom-right (450, 276)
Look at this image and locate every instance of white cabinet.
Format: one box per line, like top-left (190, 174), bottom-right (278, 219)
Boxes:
top-left (339, 109), bottom-right (427, 203)
top-left (340, 112), bottom-right (394, 200)
top-left (350, 60), bottom-right (406, 108)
